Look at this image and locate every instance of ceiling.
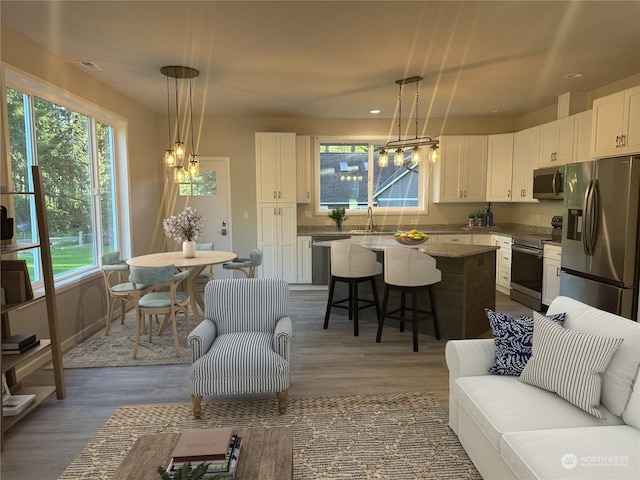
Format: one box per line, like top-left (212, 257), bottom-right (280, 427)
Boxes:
top-left (2, 1), bottom-right (639, 119)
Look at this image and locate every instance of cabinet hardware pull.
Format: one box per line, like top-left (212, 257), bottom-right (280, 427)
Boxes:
top-left (616, 135), bottom-right (620, 147)
top-left (621, 135), bottom-right (626, 147)
top-left (556, 267), bottom-right (560, 277)
top-left (273, 191), bottom-right (277, 199)
top-left (507, 189), bottom-right (511, 198)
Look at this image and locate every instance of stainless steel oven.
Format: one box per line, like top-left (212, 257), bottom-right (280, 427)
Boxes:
top-left (510, 234), bottom-right (551, 310)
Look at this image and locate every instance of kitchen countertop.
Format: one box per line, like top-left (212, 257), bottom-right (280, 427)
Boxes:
top-left (299, 223), bottom-right (554, 238)
top-left (313, 235), bottom-right (499, 258)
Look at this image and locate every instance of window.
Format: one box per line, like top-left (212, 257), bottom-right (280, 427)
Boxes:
top-left (4, 71), bottom-right (126, 285)
top-left (178, 171), bottom-right (217, 196)
top-left (318, 139), bottom-right (426, 213)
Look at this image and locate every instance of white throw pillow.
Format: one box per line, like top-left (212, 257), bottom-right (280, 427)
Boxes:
top-left (519, 312), bottom-right (623, 419)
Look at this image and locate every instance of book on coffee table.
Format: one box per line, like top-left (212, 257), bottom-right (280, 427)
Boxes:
top-left (167, 434), bottom-right (242, 478)
top-left (172, 427), bottom-right (233, 463)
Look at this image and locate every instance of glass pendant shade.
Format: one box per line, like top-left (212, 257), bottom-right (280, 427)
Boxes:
top-left (378, 149), bottom-right (389, 167)
top-left (188, 154), bottom-right (200, 176)
top-left (411, 146), bottom-right (423, 164)
top-left (394, 148), bottom-right (404, 166)
top-left (429, 144), bottom-right (440, 163)
top-left (164, 149), bottom-right (176, 167)
top-left (174, 141), bottom-right (185, 160)
top-left (173, 165), bottom-right (186, 183)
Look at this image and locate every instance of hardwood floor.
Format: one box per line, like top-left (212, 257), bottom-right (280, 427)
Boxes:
top-left (0, 289), bottom-right (531, 479)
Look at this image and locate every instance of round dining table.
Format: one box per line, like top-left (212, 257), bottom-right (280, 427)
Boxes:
top-left (126, 250), bottom-right (236, 323)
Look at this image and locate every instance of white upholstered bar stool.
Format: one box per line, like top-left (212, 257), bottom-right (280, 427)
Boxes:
top-left (323, 242), bottom-right (382, 336)
top-left (376, 247), bottom-right (441, 352)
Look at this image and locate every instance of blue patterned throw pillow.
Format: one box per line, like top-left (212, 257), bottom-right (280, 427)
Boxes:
top-left (485, 309), bottom-right (566, 376)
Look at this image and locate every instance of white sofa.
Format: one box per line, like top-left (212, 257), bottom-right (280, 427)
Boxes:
top-left (446, 296), bottom-right (640, 479)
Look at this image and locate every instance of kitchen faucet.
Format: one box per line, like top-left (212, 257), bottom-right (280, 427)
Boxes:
top-left (366, 206), bottom-right (375, 231)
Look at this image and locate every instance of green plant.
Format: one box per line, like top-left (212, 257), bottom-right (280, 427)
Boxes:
top-left (157, 463), bottom-right (236, 480)
top-left (328, 208), bottom-right (347, 223)
top-left (468, 212), bottom-right (476, 219)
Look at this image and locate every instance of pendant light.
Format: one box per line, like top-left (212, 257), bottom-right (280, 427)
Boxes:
top-left (161, 66), bottom-right (199, 182)
top-left (380, 76), bottom-right (439, 168)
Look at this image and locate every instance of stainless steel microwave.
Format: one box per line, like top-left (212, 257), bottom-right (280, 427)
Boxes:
top-left (533, 166), bottom-right (564, 200)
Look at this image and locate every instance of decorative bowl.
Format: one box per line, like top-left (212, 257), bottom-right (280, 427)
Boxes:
top-left (394, 235), bottom-right (428, 246)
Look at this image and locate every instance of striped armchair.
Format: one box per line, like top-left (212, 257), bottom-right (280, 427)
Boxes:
top-left (187, 278), bottom-right (292, 418)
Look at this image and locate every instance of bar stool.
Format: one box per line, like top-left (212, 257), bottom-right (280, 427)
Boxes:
top-left (323, 242), bottom-right (382, 336)
top-left (376, 247), bottom-right (441, 352)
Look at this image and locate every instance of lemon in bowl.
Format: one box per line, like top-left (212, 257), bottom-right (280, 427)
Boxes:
top-left (393, 230), bottom-right (429, 245)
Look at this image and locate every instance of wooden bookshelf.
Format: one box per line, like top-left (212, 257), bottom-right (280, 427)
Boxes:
top-left (0, 166), bottom-right (65, 450)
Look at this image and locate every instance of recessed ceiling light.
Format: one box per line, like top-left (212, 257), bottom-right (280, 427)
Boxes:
top-left (564, 73), bottom-right (583, 79)
top-left (76, 60), bottom-right (103, 71)
top-left (490, 110), bottom-right (499, 114)
top-left (370, 109), bottom-right (381, 114)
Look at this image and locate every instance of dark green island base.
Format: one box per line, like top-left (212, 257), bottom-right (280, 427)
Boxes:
top-left (317, 237), bottom-right (499, 340)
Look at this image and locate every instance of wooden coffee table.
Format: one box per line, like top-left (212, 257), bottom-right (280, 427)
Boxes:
top-left (112, 427), bottom-right (293, 479)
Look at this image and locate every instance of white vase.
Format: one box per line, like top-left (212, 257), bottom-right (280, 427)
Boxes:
top-left (182, 240), bottom-right (196, 258)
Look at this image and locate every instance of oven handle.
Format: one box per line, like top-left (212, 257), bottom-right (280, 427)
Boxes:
top-left (511, 244), bottom-right (543, 258)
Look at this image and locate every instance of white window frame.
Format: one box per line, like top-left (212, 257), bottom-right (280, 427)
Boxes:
top-left (314, 135), bottom-right (428, 217)
top-left (2, 65), bottom-right (131, 287)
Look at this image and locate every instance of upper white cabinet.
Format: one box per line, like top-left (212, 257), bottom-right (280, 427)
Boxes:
top-left (296, 135), bottom-right (311, 204)
top-left (433, 135), bottom-right (488, 203)
top-left (512, 125), bottom-right (540, 202)
top-left (486, 133), bottom-right (514, 202)
top-left (539, 116), bottom-right (574, 168)
top-left (573, 110), bottom-right (592, 163)
top-left (255, 132), bottom-right (297, 203)
top-left (591, 86), bottom-right (640, 158)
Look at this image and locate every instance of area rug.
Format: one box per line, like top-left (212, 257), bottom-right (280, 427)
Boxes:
top-left (58, 391), bottom-right (480, 480)
top-left (61, 312), bottom-right (193, 368)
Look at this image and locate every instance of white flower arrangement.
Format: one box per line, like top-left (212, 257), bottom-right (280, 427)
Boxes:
top-left (162, 207), bottom-right (204, 242)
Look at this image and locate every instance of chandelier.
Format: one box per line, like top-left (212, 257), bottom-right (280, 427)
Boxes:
top-left (161, 66), bottom-right (200, 183)
top-left (379, 76), bottom-right (440, 168)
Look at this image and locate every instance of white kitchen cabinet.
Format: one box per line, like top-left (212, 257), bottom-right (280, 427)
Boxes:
top-left (296, 135), bottom-right (311, 203)
top-left (486, 133), bottom-right (514, 202)
top-left (257, 204), bottom-right (298, 283)
top-left (439, 234), bottom-right (472, 244)
top-left (591, 86), bottom-right (640, 158)
top-left (512, 125), bottom-right (540, 202)
top-left (255, 132), bottom-right (297, 203)
top-left (492, 234), bottom-right (512, 294)
top-left (573, 110), bottom-right (592, 163)
top-left (539, 116), bottom-right (574, 168)
top-left (542, 244), bottom-right (562, 306)
top-left (296, 235), bottom-right (312, 284)
top-left (472, 234), bottom-right (493, 246)
top-left (433, 135), bottom-right (487, 203)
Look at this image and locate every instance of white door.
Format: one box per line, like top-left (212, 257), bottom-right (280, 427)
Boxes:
top-left (166, 157), bottom-right (233, 279)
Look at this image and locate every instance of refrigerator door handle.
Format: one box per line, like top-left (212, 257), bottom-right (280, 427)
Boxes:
top-left (583, 180), bottom-right (593, 255)
top-left (589, 180), bottom-right (599, 254)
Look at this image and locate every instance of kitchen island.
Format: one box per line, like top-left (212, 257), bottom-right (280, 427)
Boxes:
top-left (314, 236), bottom-right (499, 339)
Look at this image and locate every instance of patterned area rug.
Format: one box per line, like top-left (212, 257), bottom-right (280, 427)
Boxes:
top-left (61, 311), bottom-right (193, 368)
top-left (58, 392), bottom-right (480, 480)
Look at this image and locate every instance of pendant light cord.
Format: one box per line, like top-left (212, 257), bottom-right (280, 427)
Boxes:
top-left (174, 76), bottom-right (181, 142)
top-left (189, 77), bottom-right (195, 153)
top-left (415, 80), bottom-right (419, 140)
top-left (397, 83), bottom-right (402, 141)
top-left (166, 75), bottom-right (172, 145)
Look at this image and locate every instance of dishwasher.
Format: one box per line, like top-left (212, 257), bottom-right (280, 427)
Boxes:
top-left (311, 234), bottom-right (351, 284)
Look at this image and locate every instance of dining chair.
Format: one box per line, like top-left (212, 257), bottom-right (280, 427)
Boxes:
top-left (101, 251), bottom-right (151, 336)
top-left (376, 247), bottom-right (441, 352)
top-left (195, 242), bottom-right (215, 287)
top-left (129, 264), bottom-right (191, 358)
top-left (324, 242), bottom-right (382, 336)
top-left (222, 248), bottom-right (262, 278)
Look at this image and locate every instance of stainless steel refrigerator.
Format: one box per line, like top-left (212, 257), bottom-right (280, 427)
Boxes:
top-left (560, 156), bottom-right (640, 320)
